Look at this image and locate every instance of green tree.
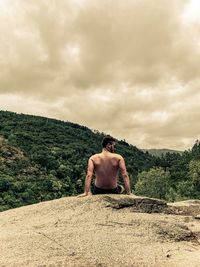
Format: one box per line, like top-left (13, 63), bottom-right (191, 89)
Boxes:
top-left (0, 175), bottom-right (14, 191)
top-left (189, 159), bottom-right (200, 191)
top-left (135, 167), bottom-right (170, 199)
top-left (165, 187), bottom-right (181, 202)
top-left (176, 180), bottom-right (195, 199)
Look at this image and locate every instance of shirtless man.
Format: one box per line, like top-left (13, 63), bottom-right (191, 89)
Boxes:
top-left (79, 136), bottom-right (132, 197)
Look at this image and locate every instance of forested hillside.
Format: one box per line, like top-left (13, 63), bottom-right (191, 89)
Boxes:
top-left (1, 110), bottom-right (200, 212)
top-left (135, 141), bottom-right (200, 201)
top-left (0, 110), bottom-right (155, 211)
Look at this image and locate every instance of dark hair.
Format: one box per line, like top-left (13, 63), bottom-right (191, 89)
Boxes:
top-left (101, 136), bottom-right (116, 148)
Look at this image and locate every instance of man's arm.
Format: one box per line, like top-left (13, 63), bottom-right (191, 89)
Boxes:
top-left (83, 157), bottom-right (94, 195)
top-left (119, 156), bottom-right (132, 195)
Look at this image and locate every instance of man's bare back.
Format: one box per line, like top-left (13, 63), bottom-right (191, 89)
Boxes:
top-left (91, 151), bottom-right (124, 189)
top-left (79, 136), bottom-right (132, 196)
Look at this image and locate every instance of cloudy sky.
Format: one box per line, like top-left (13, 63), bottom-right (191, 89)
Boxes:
top-left (0, 0), bottom-right (200, 150)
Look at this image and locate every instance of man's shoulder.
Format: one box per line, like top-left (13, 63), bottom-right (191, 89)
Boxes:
top-left (112, 153), bottom-right (123, 160)
top-left (89, 153), bottom-right (123, 160)
top-left (89, 153), bottom-right (101, 160)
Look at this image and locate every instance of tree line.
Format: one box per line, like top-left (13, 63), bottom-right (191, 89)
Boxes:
top-left (0, 111), bottom-right (199, 211)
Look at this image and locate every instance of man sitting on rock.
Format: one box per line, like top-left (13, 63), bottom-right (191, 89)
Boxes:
top-left (79, 135), bottom-right (132, 196)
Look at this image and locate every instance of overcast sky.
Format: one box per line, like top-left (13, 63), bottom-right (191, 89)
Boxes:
top-left (0, 0), bottom-right (200, 150)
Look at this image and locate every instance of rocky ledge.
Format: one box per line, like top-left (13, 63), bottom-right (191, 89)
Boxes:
top-left (0, 194), bottom-right (200, 267)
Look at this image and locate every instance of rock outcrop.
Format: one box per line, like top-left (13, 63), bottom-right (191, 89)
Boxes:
top-left (0, 195), bottom-right (200, 267)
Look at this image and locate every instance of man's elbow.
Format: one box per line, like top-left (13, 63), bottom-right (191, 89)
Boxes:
top-left (122, 173), bottom-right (130, 180)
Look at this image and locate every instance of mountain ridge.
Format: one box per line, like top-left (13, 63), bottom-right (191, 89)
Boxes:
top-left (142, 148), bottom-right (183, 157)
top-left (0, 110), bottom-right (155, 211)
top-left (1, 110), bottom-right (200, 211)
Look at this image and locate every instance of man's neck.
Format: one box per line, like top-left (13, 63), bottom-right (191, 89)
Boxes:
top-left (102, 148), bottom-right (112, 153)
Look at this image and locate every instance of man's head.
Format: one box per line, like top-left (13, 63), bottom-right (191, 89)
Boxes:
top-left (101, 136), bottom-right (116, 153)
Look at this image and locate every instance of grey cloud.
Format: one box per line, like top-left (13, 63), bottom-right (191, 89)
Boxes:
top-left (1, 0), bottom-right (192, 95)
top-left (72, 0), bottom-right (189, 87)
top-left (0, 0), bottom-right (200, 150)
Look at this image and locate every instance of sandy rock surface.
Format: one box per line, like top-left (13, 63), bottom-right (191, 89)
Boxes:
top-left (0, 195), bottom-right (200, 267)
